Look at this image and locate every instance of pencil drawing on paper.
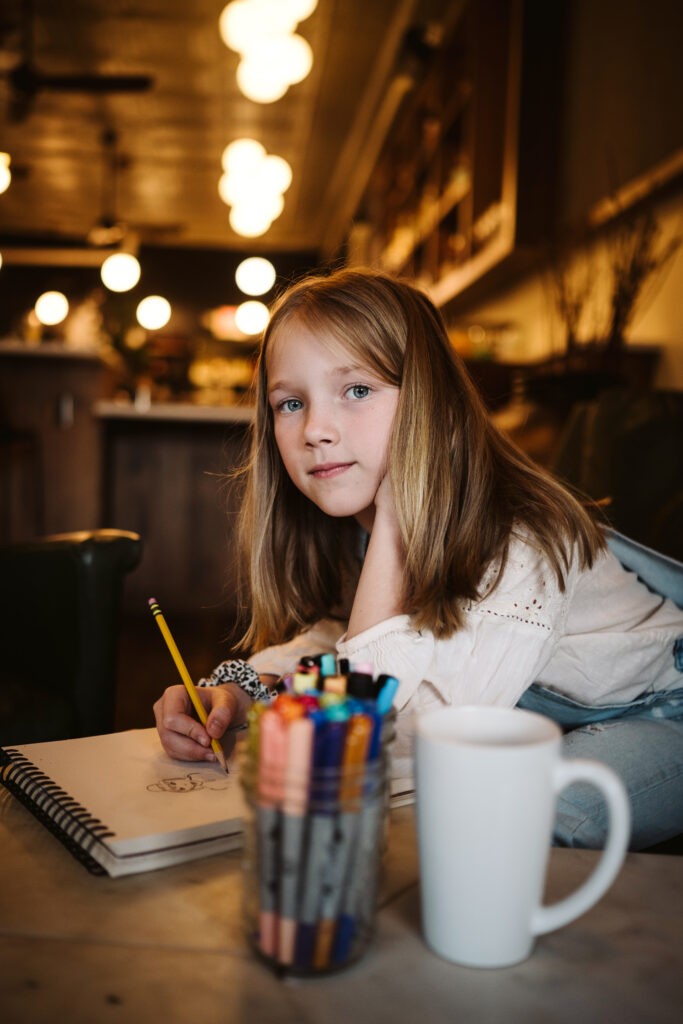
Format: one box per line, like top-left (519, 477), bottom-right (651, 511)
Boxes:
top-left (147, 772), bottom-right (231, 793)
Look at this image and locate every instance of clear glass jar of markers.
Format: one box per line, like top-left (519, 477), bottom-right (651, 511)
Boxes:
top-left (240, 658), bottom-right (398, 975)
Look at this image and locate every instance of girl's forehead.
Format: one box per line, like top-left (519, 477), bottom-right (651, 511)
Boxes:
top-left (266, 317), bottom-right (359, 364)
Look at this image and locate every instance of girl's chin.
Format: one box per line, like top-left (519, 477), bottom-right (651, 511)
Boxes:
top-left (310, 498), bottom-right (374, 525)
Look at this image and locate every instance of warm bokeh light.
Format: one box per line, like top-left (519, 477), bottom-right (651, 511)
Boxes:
top-left (219, 1), bottom-right (298, 53)
top-left (0, 152), bottom-right (11, 195)
top-left (283, 0), bottom-right (318, 19)
top-left (260, 154), bottom-right (292, 194)
top-left (136, 295), bottom-right (171, 331)
top-left (34, 291), bottom-right (69, 326)
top-left (236, 57), bottom-right (290, 104)
top-left (229, 204), bottom-right (275, 238)
top-left (235, 256), bottom-right (276, 296)
top-left (221, 137), bottom-right (266, 175)
top-left (220, 0), bottom-right (315, 103)
top-left (219, 139), bottom-right (291, 236)
top-left (100, 252), bottom-right (141, 292)
top-left (235, 299), bottom-right (270, 335)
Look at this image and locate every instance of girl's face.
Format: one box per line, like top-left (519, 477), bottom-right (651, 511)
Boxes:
top-left (266, 319), bottom-right (399, 530)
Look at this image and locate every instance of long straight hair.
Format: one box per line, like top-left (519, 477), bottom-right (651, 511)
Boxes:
top-left (235, 268), bottom-right (604, 651)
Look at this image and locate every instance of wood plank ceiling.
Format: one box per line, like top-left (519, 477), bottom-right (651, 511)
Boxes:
top-left (0, 0), bottom-right (459, 265)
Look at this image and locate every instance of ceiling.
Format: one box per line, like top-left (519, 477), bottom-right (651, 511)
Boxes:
top-left (0, 0), bottom-right (459, 268)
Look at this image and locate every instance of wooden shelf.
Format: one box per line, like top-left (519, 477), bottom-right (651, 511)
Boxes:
top-left (356, 0), bottom-right (564, 309)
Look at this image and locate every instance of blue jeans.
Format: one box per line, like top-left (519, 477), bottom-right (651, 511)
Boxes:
top-left (517, 684), bottom-right (683, 850)
top-left (517, 529), bottom-right (683, 851)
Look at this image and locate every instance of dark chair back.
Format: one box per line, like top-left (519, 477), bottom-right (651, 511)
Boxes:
top-left (0, 529), bottom-right (142, 745)
top-left (551, 388), bottom-right (683, 561)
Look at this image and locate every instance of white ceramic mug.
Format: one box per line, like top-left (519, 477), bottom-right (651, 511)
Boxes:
top-left (415, 705), bottom-right (630, 968)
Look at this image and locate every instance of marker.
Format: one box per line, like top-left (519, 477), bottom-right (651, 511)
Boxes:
top-left (278, 716), bottom-right (314, 964)
top-left (319, 653), bottom-right (337, 678)
top-left (323, 674), bottom-right (348, 696)
top-left (257, 709), bottom-right (286, 958)
top-left (293, 671), bottom-right (318, 694)
top-left (294, 708), bottom-right (349, 968)
top-left (346, 671), bottom-right (376, 700)
top-left (332, 705), bottom-right (384, 964)
top-left (313, 712), bottom-right (373, 969)
top-left (376, 675), bottom-right (399, 715)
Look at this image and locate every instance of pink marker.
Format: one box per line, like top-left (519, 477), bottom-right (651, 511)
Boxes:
top-left (278, 717), bottom-right (314, 964)
top-left (257, 709), bottom-right (286, 958)
top-left (351, 660), bottom-right (374, 676)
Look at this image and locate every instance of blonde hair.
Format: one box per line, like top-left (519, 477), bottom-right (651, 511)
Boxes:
top-left (235, 267), bottom-right (604, 651)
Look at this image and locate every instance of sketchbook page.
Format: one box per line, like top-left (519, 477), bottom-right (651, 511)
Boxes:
top-left (95, 832), bottom-right (243, 878)
top-left (4, 728), bottom-right (245, 857)
top-left (389, 776), bottom-right (415, 808)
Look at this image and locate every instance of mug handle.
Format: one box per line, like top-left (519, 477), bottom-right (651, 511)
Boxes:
top-left (531, 758), bottom-right (631, 936)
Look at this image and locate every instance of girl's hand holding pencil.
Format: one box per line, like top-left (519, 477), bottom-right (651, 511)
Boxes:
top-left (150, 599), bottom-right (252, 767)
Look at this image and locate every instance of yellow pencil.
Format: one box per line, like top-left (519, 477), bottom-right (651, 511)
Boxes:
top-left (148, 597), bottom-right (228, 774)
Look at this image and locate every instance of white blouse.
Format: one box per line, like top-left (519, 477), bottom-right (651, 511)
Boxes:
top-left (248, 534), bottom-right (683, 786)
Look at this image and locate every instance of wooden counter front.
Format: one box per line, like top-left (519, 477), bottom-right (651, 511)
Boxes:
top-left (99, 404), bottom-right (252, 617)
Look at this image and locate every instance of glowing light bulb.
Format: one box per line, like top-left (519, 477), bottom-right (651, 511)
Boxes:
top-left (235, 299), bottom-right (269, 335)
top-left (229, 204), bottom-right (274, 238)
top-left (100, 252), bottom-right (141, 292)
top-left (136, 295), bottom-right (171, 330)
top-left (260, 154), bottom-right (292, 194)
top-left (221, 137), bottom-right (266, 175)
top-left (0, 152), bottom-right (11, 195)
top-left (235, 256), bottom-right (276, 296)
top-left (236, 57), bottom-right (290, 103)
top-left (219, 1), bottom-right (297, 54)
top-left (280, 0), bottom-right (318, 20)
top-left (35, 291), bottom-right (69, 326)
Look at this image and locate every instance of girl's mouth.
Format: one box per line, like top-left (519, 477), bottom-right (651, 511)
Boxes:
top-left (309, 462), bottom-right (353, 479)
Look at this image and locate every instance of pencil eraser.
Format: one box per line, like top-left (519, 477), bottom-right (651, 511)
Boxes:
top-left (148, 597), bottom-right (157, 605)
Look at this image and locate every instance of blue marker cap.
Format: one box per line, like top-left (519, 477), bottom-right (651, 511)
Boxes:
top-left (319, 653), bottom-right (337, 676)
top-left (376, 675), bottom-right (399, 715)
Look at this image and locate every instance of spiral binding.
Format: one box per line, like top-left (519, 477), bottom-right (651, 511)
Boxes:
top-left (0, 748), bottom-right (115, 876)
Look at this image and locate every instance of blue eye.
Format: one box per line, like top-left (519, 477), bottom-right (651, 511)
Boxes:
top-left (348, 384), bottom-right (371, 400)
top-left (278, 398), bottom-right (303, 413)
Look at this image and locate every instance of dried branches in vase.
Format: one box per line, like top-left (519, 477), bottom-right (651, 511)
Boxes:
top-left (603, 208), bottom-right (680, 364)
top-left (552, 205), bottom-right (680, 374)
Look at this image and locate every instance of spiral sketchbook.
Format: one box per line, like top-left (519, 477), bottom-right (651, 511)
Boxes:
top-left (0, 728), bottom-right (245, 877)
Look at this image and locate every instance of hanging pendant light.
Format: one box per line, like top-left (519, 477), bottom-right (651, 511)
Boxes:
top-left (101, 252), bottom-right (141, 292)
top-left (136, 296), bottom-right (171, 331)
top-left (235, 257), bottom-right (276, 296)
top-left (0, 153), bottom-right (11, 194)
top-left (34, 291), bottom-right (69, 326)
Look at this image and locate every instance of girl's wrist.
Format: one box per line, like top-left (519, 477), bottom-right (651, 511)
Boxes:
top-left (197, 659), bottom-right (277, 703)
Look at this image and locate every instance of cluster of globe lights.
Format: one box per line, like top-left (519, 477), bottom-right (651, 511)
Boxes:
top-left (31, 255), bottom-right (275, 338)
top-left (219, 0), bottom-right (316, 104)
top-left (33, 288), bottom-right (171, 332)
top-left (219, 138), bottom-right (292, 238)
top-left (234, 256), bottom-right (276, 335)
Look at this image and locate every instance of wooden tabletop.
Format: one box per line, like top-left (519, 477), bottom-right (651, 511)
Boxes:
top-left (1, 789), bottom-right (681, 1024)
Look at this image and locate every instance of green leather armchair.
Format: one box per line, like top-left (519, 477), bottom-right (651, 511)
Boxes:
top-left (0, 529), bottom-right (142, 746)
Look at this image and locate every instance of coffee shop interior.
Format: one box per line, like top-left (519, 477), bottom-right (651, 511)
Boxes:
top-left (1, 0), bottom-right (682, 747)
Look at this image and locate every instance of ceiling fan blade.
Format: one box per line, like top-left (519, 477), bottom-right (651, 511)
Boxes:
top-left (38, 72), bottom-right (154, 93)
top-left (7, 62), bottom-right (153, 96)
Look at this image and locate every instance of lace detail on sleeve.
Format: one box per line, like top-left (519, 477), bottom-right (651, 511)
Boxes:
top-left (468, 534), bottom-right (570, 634)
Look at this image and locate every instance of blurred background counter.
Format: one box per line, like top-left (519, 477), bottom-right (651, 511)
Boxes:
top-left (0, 341), bottom-right (253, 624)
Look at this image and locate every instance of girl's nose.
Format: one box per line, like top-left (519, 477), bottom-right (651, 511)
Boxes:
top-left (302, 403), bottom-right (339, 445)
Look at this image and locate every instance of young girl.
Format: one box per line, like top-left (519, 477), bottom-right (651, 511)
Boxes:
top-left (154, 268), bottom-right (683, 850)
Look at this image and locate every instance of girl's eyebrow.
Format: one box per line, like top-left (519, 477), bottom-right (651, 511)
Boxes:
top-left (268, 364), bottom-right (368, 395)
